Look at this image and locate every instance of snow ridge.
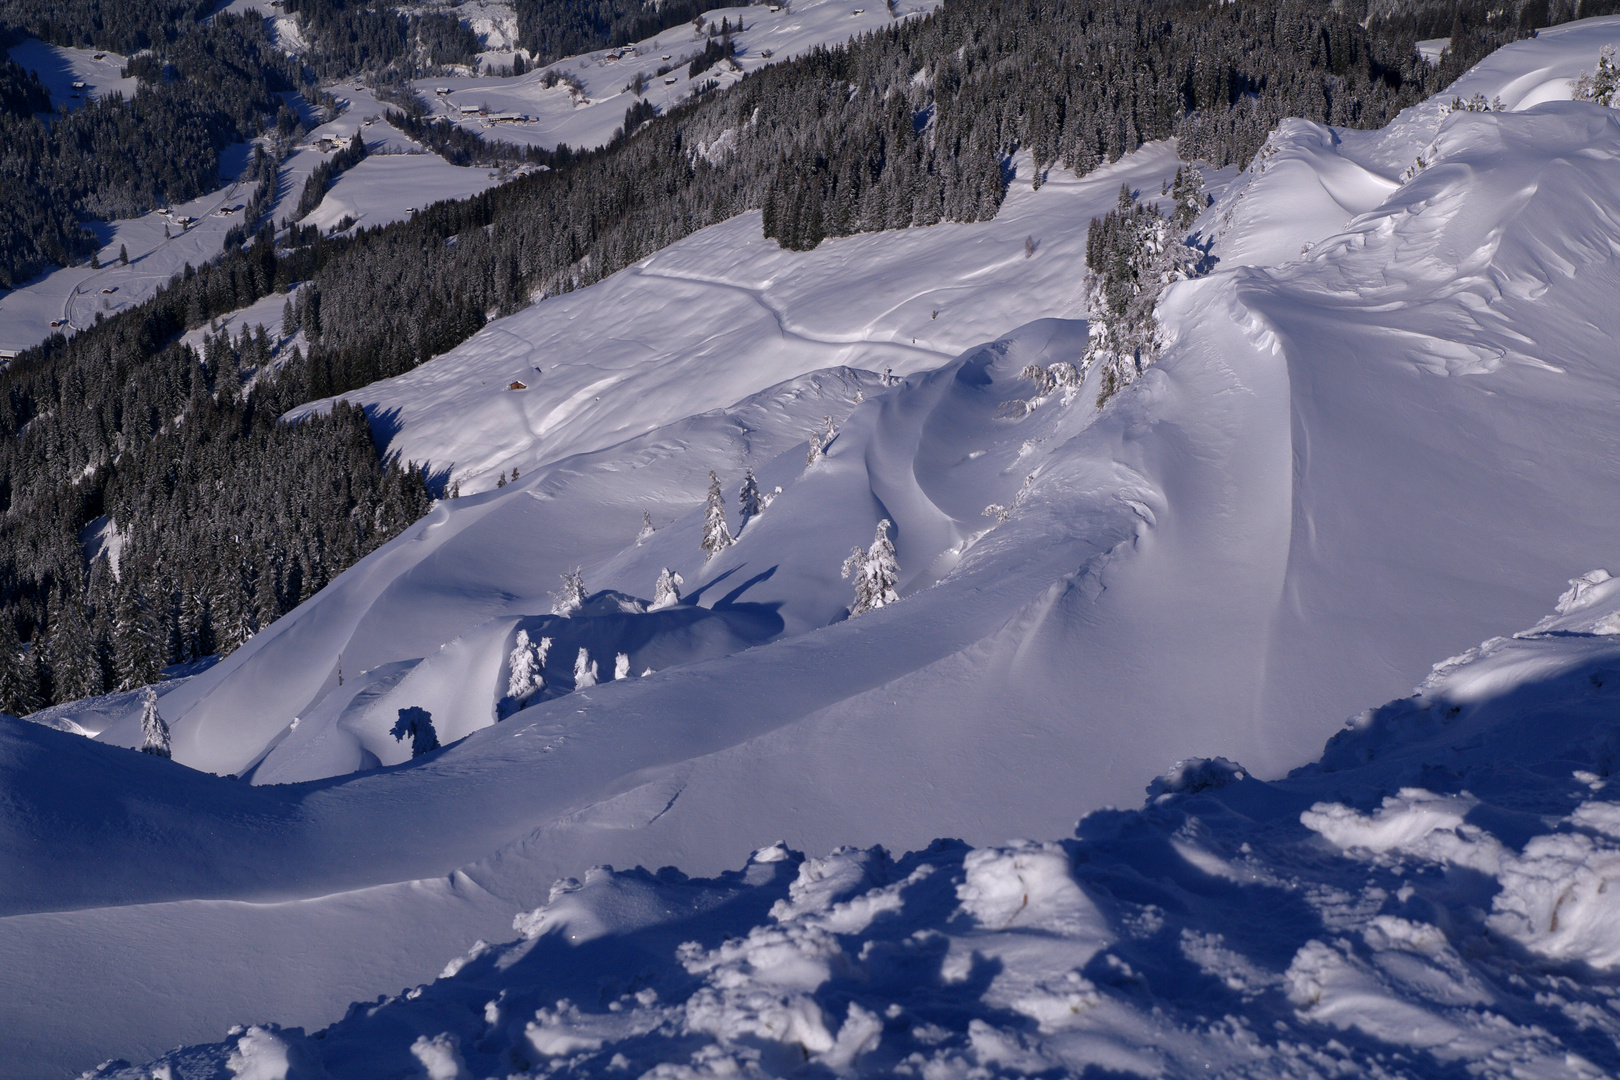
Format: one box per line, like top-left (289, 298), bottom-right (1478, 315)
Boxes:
top-left (95, 572), bottom-right (1620, 1079)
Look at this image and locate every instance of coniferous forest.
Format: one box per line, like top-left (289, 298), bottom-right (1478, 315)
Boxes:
top-left (0, 0), bottom-right (1615, 714)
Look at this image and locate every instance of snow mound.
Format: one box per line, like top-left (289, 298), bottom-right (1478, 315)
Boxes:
top-left (96, 577), bottom-right (1620, 1079)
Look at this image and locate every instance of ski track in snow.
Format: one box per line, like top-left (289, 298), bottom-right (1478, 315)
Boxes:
top-left (627, 264), bottom-right (959, 362)
top-left (10, 15), bottom-right (1620, 1080)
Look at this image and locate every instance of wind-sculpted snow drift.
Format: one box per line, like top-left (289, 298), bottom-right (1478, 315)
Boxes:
top-left (10, 16), bottom-right (1620, 1080)
top-left (95, 571), bottom-right (1620, 1078)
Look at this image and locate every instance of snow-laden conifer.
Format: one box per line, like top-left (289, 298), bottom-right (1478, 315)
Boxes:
top-left (651, 568), bottom-right (684, 610)
top-left (1575, 45), bottom-right (1620, 107)
top-left (1082, 184), bottom-right (1199, 405)
top-left (637, 511), bottom-right (656, 544)
top-left (139, 686), bottom-right (171, 758)
top-left (507, 630), bottom-right (548, 705)
top-left (737, 469), bottom-right (763, 534)
top-left (573, 647), bottom-right (598, 689)
top-left (391, 707), bottom-right (439, 756)
top-left (0, 617), bottom-right (28, 716)
top-left (841, 519), bottom-right (900, 617)
top-left (701, 472), bottom-right (733, 560)
top-left (551, 570), bottom-right (587, 616)
top-left (614, 653), bottom-right (630, 680)
top-left (806, 416), bottom-right (837, 466)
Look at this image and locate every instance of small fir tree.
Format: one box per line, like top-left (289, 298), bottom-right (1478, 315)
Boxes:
top-left (506, 629), bottom-right (547, 705)
top-left (806, 416), bottom-right (837, 466)
top-left (841, 519), bottom-right (900, 617)
top-left (573, 647), bottom-right (598, 689)
top-left (701, 471), bottom-right (733, 560)
top-left (637, 510), bottom-right (656, 543)
top-left (738, 469), bottom-right (763, 534)
top-left (1575, 45), bottom-right (1620, 107)
top-left (139, 686), bottom-right (171, 758)
top-left (614, 652), bottom-right (630, 679)
top-left (391, 707), bottom-right (439, 756)
top-left (0, 616), bottom-right (27, 715)
top-left (651, 567), bottom-right (683, 610)
top-left (551, 569), bottom-right (586, 616)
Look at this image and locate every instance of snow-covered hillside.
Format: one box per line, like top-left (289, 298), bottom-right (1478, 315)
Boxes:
top-left (8, 15), bottom-right (1620, 1080)
top-left (409, 0), bottom-right (943, 154)
top-left (89, 569), bottom-right (1620, 1078)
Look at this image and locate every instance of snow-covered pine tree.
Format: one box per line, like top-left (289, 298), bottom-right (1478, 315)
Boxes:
top-left (114, 583), bottom-right (164, 691)
top-left (738, 469), bottom-right (763, 534)
top-left (49, 594), bottom-right (101, 702)
top-left (0, 616), bottom-right (26, 715)
top-left (1169, 165), bottom-right (1207, 231)
top-left (614, 653), bottom-right (629, 679)
top-left (864, 518), bottom-right (900, 610)
top-left (701, 471), bottom-right (733, 560)
top-left (637, 511), bottom-right (656, 544)
top-left (551, 569), bottom-right (587, 616)
top-left (1082, 184), bottom-right (1198, 406)
top-left (651, 567), bottom-right (684, 610)
top-left (1575, 45), bottom-right (1620, 107)
top-left (139, 686), bottom-right (171, 758)
top-left (841, 519), bottom-right (900, 617)
top-left (390, 707), bottom-right (439, 756)
top-left (806, 416), bottom-right (837, 466)
top-left (573, 647), bottom-right (598, 689)
top-left (506, 629), bottom-right (546, 704)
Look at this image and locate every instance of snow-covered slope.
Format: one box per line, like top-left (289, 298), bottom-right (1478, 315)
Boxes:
top-left (3, 39), bottom-right (137, 109)
top-left (90, 570), bottom-right (1620, 1078)
top-left (9, 17), bottom-right (1620, 1080)
top-left (410, 0), bottom-right (943, 154)
top-left (0, 145), bottom-right (263, 352)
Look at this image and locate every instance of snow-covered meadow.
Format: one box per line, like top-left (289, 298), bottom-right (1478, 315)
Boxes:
top-left (8, 14), bottom-right (1620, 1080)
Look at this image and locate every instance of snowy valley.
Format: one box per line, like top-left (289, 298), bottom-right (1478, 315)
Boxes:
top-left (7, 6), bottom-right (1620, 1080)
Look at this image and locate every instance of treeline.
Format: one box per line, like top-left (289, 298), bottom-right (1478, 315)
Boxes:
top-left (0, 230), bottom-right (431, 713)
top-left (294, 131), bottom-right (367, 220)
top-left (0, 14), bottom-right (300, 288)
top-left (280, 0), bottom-right (482, 79)
top-left (0, 0), bottom-right (216, 54)
top-left (1367, 0), bottom-right (1620, 87)
top-left (383, 108), bottom-right (571, 166)
top-left (514, 0), bottom-right (711, 67)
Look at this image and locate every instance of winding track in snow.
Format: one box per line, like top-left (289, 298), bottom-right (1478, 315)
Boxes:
top-left (627, 264), bottom-right (958, 364)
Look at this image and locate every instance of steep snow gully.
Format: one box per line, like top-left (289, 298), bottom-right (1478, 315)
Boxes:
top-left (8, 15), bottom-right (1620, 1079)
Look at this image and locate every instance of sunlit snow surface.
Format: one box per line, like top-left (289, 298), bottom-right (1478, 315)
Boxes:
top-left (8, 16), bottom-right (1620, 1080)
top-left (83, 573), bottom-right (1620, 1077)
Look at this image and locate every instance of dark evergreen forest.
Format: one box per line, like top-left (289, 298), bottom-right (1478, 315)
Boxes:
top-left (0, 0), bottom-right (1615, 714)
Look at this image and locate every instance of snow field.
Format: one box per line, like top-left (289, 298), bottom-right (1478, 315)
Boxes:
top-left (299, 152), bottom-right (508, 234)
top-left (94, 573), bottom-right (1620, 1077)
